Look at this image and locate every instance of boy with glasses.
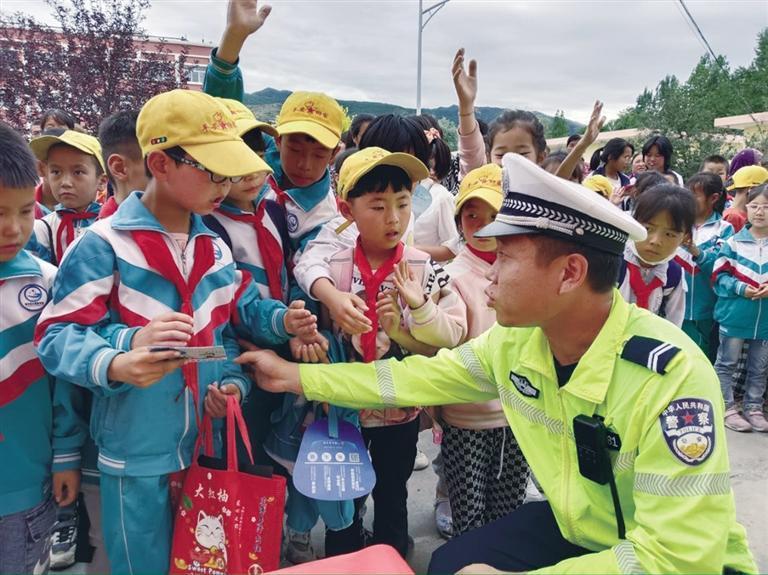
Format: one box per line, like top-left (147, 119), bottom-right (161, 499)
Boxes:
top-left (35, 89), bottom-right (318, 574)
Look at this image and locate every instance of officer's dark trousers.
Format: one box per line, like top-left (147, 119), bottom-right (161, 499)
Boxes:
top-left (428, 501), bottom-right (590, 574)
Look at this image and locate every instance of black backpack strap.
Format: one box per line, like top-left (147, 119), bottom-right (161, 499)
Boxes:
top-left (264, 199), bottom-right (290, 252)
top-left (659, 260), bottom-right (683, 319)
top-left (202, 214), bottom-right (233, 252)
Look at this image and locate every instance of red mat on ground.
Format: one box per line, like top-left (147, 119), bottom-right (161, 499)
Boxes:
top-left (268, 545), bottom-right (414, 574)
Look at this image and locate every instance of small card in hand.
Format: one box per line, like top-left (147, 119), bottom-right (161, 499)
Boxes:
top-left (149, 346), bottom-right (227, 362)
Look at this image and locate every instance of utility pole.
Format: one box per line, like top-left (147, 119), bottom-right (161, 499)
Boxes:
top-left (416, 0), bottom-right (450, 115)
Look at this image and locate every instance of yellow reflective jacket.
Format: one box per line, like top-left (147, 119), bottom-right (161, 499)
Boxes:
top-left (300, 291), bottom-right (756, 574)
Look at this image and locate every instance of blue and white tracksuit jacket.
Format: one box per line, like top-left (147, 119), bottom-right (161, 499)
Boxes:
top-left (203, 198), bottom-right (290, 303)
top-left (713, 227), bottom-right (768, 340)
top-left (26, 201), bottom-right (101, 265)
top-left (676, 213), bottom-right (735, 322)
top-left (0, 250), bottom-right (85, 516)
top-left (35, 192), bottom-right (292, 478)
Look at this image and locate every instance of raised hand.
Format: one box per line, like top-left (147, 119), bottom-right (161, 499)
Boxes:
top-left (218, 0), bottom-right (272, 64)
top-left (227, 0), bottom-right (271, 38)
top-left (392, 260), bottom-right (426, 310)
top-left (452, 48), bottom-right (478, 112)
top-left (583, 100), bottom-right (606, 147)
top-left (376, 290), bottom-right (403, 337)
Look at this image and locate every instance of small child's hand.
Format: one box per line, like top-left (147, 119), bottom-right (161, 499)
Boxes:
top-left (226, 0), bottom-right (271, 38)
top-left (107, 348), bottom-right (187, 388)
top-left (393, 260), bottom-right (426, 310)
top-left (745, 285), bottom-right (760, 299)
top-left (289, 334), bottom-right (330, 364)
top-left (132, 312), bottom-right (194, 348)
top-left (284, 300), bottom-right (318, 338)
top-left (205, 384), bottom-right (242, 418)
top-left (452, 48), bottom-right (478, 111)
top-left (52, 469), bottom-right (81, 507)
top-left (327, 291), bottom-right (372, 335)
top-left (376, 290), bottom-right (403, 338)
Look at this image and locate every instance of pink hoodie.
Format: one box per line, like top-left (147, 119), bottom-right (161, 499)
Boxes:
top-left (438, 246), bottom-right (507, 430)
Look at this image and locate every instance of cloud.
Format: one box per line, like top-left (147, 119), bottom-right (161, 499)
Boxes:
top-left (4, 0), bottom-right (766, 123)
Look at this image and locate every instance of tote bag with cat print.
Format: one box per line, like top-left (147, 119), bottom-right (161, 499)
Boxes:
top-left (170, 396), bottom-right (286, 575)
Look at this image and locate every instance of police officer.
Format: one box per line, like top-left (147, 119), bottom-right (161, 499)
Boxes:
top-left (238, 154), bottom-right (757, 574)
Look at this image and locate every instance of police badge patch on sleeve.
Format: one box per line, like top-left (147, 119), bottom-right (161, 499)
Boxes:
top-left (659, 398), bottom-right (715, 466)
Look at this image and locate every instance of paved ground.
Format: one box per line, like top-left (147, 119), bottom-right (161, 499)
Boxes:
top-left (65, 427), bottom-right (767, 574)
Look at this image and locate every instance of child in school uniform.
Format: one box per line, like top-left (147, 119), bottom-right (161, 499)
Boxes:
top-left (619, 184), bottom-right (696, 327)
top-left (26, 130), bottom-right (107, 264)
top-left (712, 183), bottom-right (768, 433)
top-left (97, 110), bottom-right (149, 219)
top-left (436, 164), bottom-right (530, 536)
top-left (34, 90), bottom-right (318, 574)
top-left (677, 172), bottom-right (734, 359)
top-left (324, 147), bottom-right (465, 557)
top-left (0, 122), bottom-right (83, 575)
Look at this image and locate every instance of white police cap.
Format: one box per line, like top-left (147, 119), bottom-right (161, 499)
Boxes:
top-left (476, 153), bottom-right (647, 255)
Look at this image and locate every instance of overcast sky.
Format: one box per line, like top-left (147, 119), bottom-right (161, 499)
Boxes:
top-left (5, 0), bottom-right (767, 123)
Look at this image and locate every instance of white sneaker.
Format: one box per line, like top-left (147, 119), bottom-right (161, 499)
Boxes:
top-left (49, 510), bottom-right (78, 570)
top-left (413, 449), bottom-right (430, 471)
top-left (284, 528), bottom-right (315, 565)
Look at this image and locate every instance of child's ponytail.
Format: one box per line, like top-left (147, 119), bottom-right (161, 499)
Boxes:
top-left (687, 172), bottom-right (727, 214)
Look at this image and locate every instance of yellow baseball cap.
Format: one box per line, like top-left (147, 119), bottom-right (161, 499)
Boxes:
top-left (218, 98), bottom-right (278, 139)
top-left (30, 130), bottom-right (106, 173)
top-left (137, 89), bottom-right (271, 177)
top-left (275, 91), bottom-right (344, 149)
top-left (726, 165), bottom-right (768, 191)
top-left (455, 164), bottom-right (503, 215)
top-left (337, 147), bottom-right (429, 200)
top-left (582, 174), bottom-right (614, 199)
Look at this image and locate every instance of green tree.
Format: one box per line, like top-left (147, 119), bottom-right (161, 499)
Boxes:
top-left (0, 0), bottom-right (187, 132)
top-left (604, 29), bottom-right (768, 178)
top-left (548, 110), bottom-right (569, 138)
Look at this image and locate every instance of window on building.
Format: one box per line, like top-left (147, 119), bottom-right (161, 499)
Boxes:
top-left (186, 65), bottom-right (206, 84)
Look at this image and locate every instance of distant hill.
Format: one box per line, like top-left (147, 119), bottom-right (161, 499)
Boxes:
top-left (243, 88), bottom-right (584, 139)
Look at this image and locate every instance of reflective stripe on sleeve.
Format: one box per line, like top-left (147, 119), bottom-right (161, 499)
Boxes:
top-left (456, 342), bottom-right (496, 393)
top-left (615, 540), bottom-right (642, 574)
top-left (373, 359), bottom-right (397, 406)
top-left (614, 450), bottom-right (636, 474)
top-left (498, 386), bottom-right (567, 437)
top-left (634, 472), bottom-right (731, 497)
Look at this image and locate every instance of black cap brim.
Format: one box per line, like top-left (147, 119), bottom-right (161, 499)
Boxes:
top-left (474, 220), bottom-right (543, 239)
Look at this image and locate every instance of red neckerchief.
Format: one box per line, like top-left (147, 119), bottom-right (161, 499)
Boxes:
top-left (466, 243), bottom-right (497, 265)
top-left (217, 203), bottom-right (284, 301)
top-left (626, 261), bottom-right (663, 309)
top-left (56, 210), bottom-right (98, 264)
top-left (268, 174), bottom-right (291, 207)
top-left (98, 196), bottom-right (119, 219)
top-left (354, 237), bottom-right (404, 363)
top-left (131, 230), bottom-right (214, 430)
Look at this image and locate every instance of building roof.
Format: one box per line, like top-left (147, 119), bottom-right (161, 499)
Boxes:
top-left (713, 112), bottom-right (768, 131)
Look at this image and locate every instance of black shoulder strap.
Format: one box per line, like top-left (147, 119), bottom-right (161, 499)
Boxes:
top-left (264, 199), bottom-right (290, 253)
top-left (620, 336), bottom-right (681, 375)
top-left (202, 214), bottom-right (233, 252)
top-left (659, 260), bottom-right (683, 318)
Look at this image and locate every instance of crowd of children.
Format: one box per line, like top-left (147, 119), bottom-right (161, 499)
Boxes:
top-left (1, 2), bottom-right (768, 574)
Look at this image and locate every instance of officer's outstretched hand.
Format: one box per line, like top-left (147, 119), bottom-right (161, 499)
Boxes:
top-left (457, 564), bottom-right (521, 574)
top-left (236, 340), bottom-right (302, 395)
